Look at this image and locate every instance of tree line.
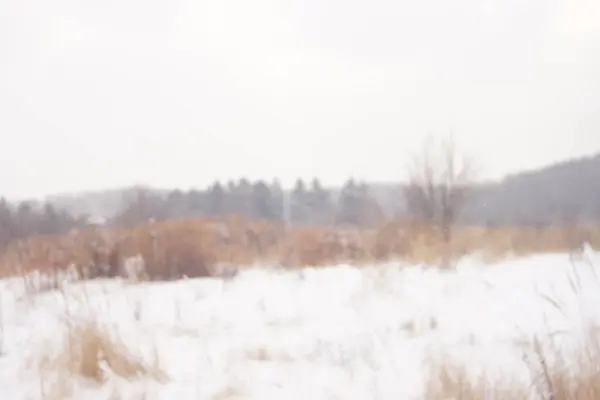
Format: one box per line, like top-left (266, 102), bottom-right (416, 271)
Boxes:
top-left (0, 177), bottom-right (388, 249)
top-left (112, 177), bottom-right (385, 229)
top-left (0, 135), bottom-right (477, 251)
top-left (0, 199), bottom-right (85, 250)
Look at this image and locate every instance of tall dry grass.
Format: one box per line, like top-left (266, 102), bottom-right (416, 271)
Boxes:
top-left (425, 252), bottom-right (600, 400)
top-left (37, 319), bottom-right (168, 382)
top-left (5, 220), bottom-right (600, 399)
top-left (424, 329), bottom-right (600, 400)
top-left (22, 278), bottom-right (169, 399)
top-left (32, 318), bottom-right (169, 399)
top-left (0, 216), bottom-right (598, 280)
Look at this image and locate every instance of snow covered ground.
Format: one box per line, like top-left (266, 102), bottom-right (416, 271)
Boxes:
top-left (1, 248), bottom-right (600, 399)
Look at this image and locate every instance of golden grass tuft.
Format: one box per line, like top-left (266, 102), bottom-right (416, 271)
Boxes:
top-left (36, 319), bottom-right (168, 387)
top-left (424, 325), bottom-right (600, 400)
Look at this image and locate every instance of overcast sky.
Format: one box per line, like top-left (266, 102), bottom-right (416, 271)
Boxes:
top-left (1, 0), bottom-right (599, 199)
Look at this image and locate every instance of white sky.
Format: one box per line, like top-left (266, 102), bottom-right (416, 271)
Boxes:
top-left (1, 0), bottom-right (599, 199)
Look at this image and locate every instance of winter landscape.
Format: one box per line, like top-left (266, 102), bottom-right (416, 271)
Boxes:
top-left (3, 0), bottom-right (600, 399)
top-left (1, 247), bottom-right (600, 399)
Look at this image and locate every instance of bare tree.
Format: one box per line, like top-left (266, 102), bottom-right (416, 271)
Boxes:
top-left (404, 134), bottom-right (475, 246)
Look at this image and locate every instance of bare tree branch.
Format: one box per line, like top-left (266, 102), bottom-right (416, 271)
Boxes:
top-left (403, 133), bottom-right (476, 252)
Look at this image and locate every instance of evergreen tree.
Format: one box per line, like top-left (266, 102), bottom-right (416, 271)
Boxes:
top-left (39, 202), bottom-right (59, 235)
top-left (229, 178), bottom-right (253, 216)
top-left (335, 179), bottom-right (382, 226)
top-left (0, 198), bottom-right (14, 249)
top-left (269, 179), bottom-right (284, 220)
top-left (207, 181), bottom-right (227, 216)
top-left (15, 202), bottom-right (35, 236)
top-left (251, 180), bottom-right (277, 219)
top-left (291, 178), bottom-right (309, 224)
top-left (307, 178), bottom-right (334, 225)
top-left (336, 178), bottom-right (362, 225)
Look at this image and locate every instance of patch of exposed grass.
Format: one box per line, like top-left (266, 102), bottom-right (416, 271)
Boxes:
top-left (31, 317), bottom-right (168, 400)
top-left (424, 360), bottom-right (529, 400)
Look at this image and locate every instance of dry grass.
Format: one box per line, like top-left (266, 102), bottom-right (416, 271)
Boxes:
top-left (424, 332), bottom-right (600, 400)
top-left (60, 320), bottom-right (167, 383)
top-left (4, 219), bottom-right (598, 399)
top-left (425, 253), bottom-right (600, 400)
top-left (424, 360), bottom-right (529, 399)
top-left (0, 216), bottom-right (599, 279)
top-left (12, 268), bottom-right (169, 399)
top-left (33, 317), bottom-right (168, 398)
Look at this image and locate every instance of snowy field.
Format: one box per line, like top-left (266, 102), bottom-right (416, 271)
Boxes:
top-left (1, 248), bottom-right (600, 399)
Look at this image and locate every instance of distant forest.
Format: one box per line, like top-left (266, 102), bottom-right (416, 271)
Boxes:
top-left (0, 177), bottom-right (387, 249)
top-left (2, 152), bottom-right (600, 249)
